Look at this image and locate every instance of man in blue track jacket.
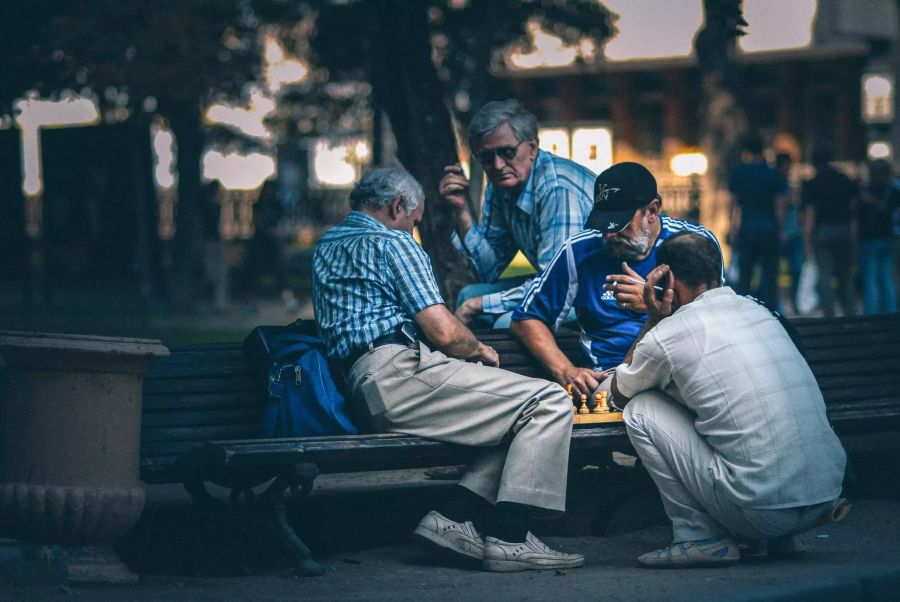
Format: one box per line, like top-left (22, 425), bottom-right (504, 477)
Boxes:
top-left (511, 162), bottom-right (722, 398)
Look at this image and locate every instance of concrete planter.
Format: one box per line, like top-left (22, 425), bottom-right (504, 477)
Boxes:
top-left (0, 331), bottom-right (168, 583)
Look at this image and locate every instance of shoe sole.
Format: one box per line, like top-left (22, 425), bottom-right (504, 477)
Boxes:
top-left (638, 558), bottom-right (739, 569)
top-left (412, 527), bottom-right (483, 565)
top-left (483, 557), bottom-right (585, 572)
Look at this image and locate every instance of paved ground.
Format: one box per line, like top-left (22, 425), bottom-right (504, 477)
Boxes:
top-left (2, 497), bottom-right (899, 601)
top-left (4, 433), bottom-right (900, 602)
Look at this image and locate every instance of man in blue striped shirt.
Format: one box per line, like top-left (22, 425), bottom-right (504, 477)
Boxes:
top-left (511, 162), bottom-right (722, 399)
top-left (440, 100), bottom-right (595, 328)
top-left (313, 168), bottom-right (585, 572)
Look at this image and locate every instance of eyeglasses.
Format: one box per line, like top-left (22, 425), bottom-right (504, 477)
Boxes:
top-left (475, 140), bottom-right (526, 166)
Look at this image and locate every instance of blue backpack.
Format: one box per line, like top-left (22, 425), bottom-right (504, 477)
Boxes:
top-left (259, 333), bottom-right (359, 437)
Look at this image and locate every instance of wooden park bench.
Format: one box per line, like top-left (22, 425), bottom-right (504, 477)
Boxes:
top-left (139, 313), bottom-right (900, 575)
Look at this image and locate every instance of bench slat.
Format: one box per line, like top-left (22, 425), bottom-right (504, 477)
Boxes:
top-left (816, 373), bottom-right (897, 389)
top-left (809, 357), bottom-right (899, 375)
top-left (142, 440), bottom-right (219, 458)
top-left (200, 427), bottom-right (627, 473)
top-left (146, 357), bottom-right (253, 379)
top-left (142, 409), bottom-right (262, 428)
top-left (143, 392), bottom-right (263, 411)
top-left (143, 376), bottom-right (258, 396)
top-left (803, 344), bottom-right (899, 363)
top-left (799, 332), bottom-right (900, 349)
top-left (790, 315), bottom-right (900, 336)
top-left (141, 424), bottom-right (260, 444)
top-left (821, 384), bottom-right (900, 403)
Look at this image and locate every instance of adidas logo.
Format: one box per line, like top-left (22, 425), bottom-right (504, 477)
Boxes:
top-left (601, 290), bottom-right (616, 301)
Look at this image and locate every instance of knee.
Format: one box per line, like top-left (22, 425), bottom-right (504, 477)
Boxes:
top-left (456, 283), bottom-right (485, 306)
top-left (622, 394), bottom-right (644, 424)
top-left (543, 385), bottom-right (574, 420)
top-left (622, 391), bottom-right (662, 433)
top-left (492, 311), bottom-right (513, 329)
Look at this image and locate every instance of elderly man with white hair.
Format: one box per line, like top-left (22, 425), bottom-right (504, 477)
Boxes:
top-left (313, 167), bottom-right (584, 572)
top-left (440, 99), bottom-right (596, 328)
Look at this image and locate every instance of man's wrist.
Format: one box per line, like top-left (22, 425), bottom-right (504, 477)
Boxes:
top-left (548, 360), bottom-right (574, 382)
top-left (453, 207), bottom-right (473, 229)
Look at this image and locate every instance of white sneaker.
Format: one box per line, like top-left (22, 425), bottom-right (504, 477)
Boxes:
top-left (638, 537), bottom-right (740, 568)
top-left (412, 511), bottom-right (484, 562)
top-left (482, 532), bottom-right (585, 572)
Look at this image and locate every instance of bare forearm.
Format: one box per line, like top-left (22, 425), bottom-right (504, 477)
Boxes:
top-left (414, 304), bottom-right (484, 359)
top-left (513, 318), bottom-right (606, 396)
top-left (511, 319), bottom-right (573, 380)
top-left (454, 207), bottom-right (475, 239)
top-left (439, 323), bottom-right (482, 358)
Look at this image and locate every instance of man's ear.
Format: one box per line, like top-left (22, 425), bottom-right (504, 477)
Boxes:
top-left (527, 138), bottom-right (538, 160)
top-left (388, 195), bottom-right (404, 219)
top-left (645, 199), bottom-right (661, 223)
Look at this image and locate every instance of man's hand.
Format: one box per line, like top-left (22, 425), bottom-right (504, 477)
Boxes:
top-left (471, 342), bottom-right (499, 367)
top-left (511, 318), bottom-right (606, 398)
top-left (439, 164), bottom-right (471, 213)
top-left (552, 365), bottom-right (608, 399)
top-left (643, 264), bottom-right (675, 326)
top-left (604, 262), bottom-right (648, 312)
top-left (454, 296), bottom-right (484, 325)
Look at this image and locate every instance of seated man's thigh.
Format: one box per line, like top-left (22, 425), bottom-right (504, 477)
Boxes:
top-left (355, 342), bottom-right (568, 447)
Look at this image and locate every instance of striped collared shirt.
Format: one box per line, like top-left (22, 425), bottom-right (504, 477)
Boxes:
top-left (313, 211), bottom-right (444, 360)
top-left (452, 150), bottom-right (596, 313)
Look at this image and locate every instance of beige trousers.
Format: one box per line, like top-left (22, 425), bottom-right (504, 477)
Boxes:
top-left (346, 342), bottom-right (573, 513)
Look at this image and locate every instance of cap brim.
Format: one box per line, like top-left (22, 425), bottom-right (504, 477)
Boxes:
top-left (584, 206), bottom-right (636, 233)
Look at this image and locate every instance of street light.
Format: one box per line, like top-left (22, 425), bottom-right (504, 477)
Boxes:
top-left (670, 151), bottom-right (708, 222)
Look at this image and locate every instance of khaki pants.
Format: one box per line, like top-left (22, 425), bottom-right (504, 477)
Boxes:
top-left (346, 342), bottom-right (573, 513)
top-left (624, 390), bottom-right (834, 542)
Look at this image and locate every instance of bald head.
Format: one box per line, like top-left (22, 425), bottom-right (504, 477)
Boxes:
top-left (656, 233), bottom-right (722, 289)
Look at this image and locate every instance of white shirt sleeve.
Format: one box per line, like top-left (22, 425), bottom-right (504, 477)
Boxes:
top-left (614, 331), bottom-right (672, 399)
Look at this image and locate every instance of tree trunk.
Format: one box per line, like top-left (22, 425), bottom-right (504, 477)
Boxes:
top-left (366, 0), bottom-right (473, 304)
top-left (694, 0), bottom-right (748, 235)
top-left (164, 100), bottom-right (205, 309)
top-left (130, 114), bottom-right (159, 307)
top-left (462, 0), bottom-right (507, 219)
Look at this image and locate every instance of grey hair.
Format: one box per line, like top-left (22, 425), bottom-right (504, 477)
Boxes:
top-left (467, 99), bottom-right (538, 151)
top-left (349, 168), bottom-right (423, 213)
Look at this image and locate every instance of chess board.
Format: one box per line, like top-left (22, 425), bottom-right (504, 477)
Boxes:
top-left (573, 411), bottom-right (623, 424)
top-left (568, 385), bottom-right (624, 424)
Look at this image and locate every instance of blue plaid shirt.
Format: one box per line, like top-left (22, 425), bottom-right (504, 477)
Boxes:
top-left (452, 150), bottom-right (595, 313)
top-left (313, 211), bottom-right (444, 360)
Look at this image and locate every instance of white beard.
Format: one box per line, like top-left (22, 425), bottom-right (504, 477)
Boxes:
top-left (606, 223), bottom-right (652, 261)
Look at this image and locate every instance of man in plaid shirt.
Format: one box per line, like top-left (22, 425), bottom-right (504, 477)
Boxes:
top-left (313, 168), bottom-right (585, 572)
top-left (440, 99), bottom-right (595, 328)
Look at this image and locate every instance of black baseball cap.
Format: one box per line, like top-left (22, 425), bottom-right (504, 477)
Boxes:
top-left (585, 162), bottom-right (660, 233)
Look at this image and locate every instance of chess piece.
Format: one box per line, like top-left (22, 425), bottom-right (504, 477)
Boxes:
top-left (578, 393), bottom-right (589, 414)
top-left (593, 391), bottom-right (610, 414)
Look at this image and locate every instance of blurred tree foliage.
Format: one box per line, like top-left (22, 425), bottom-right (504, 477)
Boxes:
top-left (0, 0), bottom-right (304, 305)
